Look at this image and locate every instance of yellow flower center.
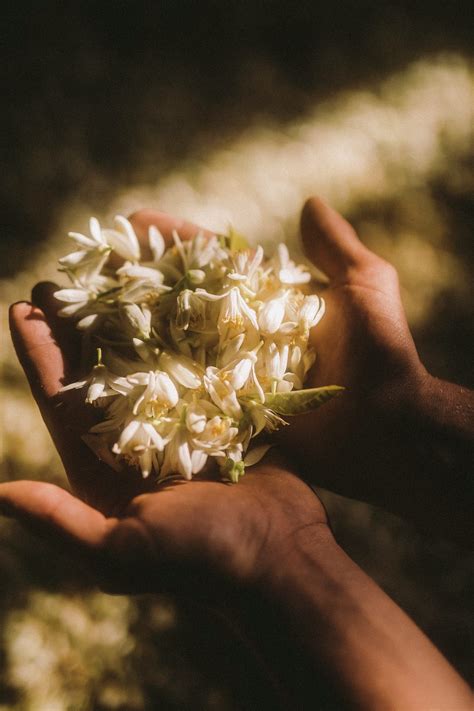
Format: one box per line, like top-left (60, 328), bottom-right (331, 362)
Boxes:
top-left (210, 421), bottom-right (226, 437)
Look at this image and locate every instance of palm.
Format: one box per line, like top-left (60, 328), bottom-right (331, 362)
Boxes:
top-left (96, 463), bottom-right (325, 593)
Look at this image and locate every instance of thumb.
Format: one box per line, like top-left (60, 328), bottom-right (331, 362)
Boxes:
top-left (300, 196), bottom-right (372, 281)
top-left (0, 480), bottom-right (114, 553)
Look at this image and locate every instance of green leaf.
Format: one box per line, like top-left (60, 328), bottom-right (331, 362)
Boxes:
top-left (264, 386), bottom-right (344, 415)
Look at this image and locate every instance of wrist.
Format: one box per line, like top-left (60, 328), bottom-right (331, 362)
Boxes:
top-left (220, 522), bottom-right (346, 709)
top-left (257, 519), bottom-right (337, 602)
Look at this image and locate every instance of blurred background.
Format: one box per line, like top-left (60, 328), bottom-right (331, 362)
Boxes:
top-left (1, 1), bottom-right (473, 708)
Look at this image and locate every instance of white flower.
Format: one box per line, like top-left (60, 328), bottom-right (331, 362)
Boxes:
top-left (227, 246), bottom-right (264, 294)
top-left (237, 358), bottom-right (265, 404)
top-left (58, 249), bottom-right (110, 283)
top-left (274, 243), bottom-right (311, 285)
top-left (160, 426), bottom-right (194, 480)
top-left (112, 419), bottom-right (165, 478)
top-left (54, 286), bottom-right (95, 317)
top-left (247, 403), bottom-right (287, 435)
top-left (219, 287), bottom-right (258, 336)
top-left (173, 230), bottom-right (226, 272)
top-left (197, 286), bottom-right (259, 343)
top-left (120, 304), bottom-right (152, 339)
top-left (192, 416), bottom-right (239, 453)
top-left (175, 289), bottom-right (208, 331)
top-left (117, 262), bottom-right (166, 284)
top-left (116, 263), bottom-right (170, 302)
top-left (102, 216), bottom-right (141, 262)
top-left (61, 359), bottom-right (131, 404)
top-left (63, 217), bottom-right (109, 257)
top-left (68, 217), bottom-right (109, 251)
top-left (261, 341), bottom-right (289, 383)
top-left (217, 333), bottom-right (246, 367)
top-left (148, 225), bottom-right (166, 263)
top-left (299, 294), bottom-right (325, 330)
top-left (159, 351), bottom-right (202, 389)
top-left (76, 313), bottom-right (100, 330)
top-left (54, 268), bottom-right (116, 319)
top-left (221, 351), bottom-right (258, 391)
top-left (59, 218), bottom-right (111, 285)
top-left (229, 356), bottom-right (254, 391)
top-left (203, 366), bottom-right (242, 419)
top-left (60, 365), bottom-right (107, 403)
top-left (128, 370), bottom-right (179, 417)
top-left (258, 293), bottom-right (287, 334)
top-left (185, 402), bottom-right (208, 434)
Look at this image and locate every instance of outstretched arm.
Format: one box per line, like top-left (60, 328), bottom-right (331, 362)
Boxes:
top-left (277, 197), bottom-right (474, 544)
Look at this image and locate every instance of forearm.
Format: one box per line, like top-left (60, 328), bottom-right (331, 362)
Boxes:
top-left (284, 371), bottom-right (473, 543)
top-left (395, 373), bottom-right (474, 540)
top-left (373, 372), bottom-right (474, 542)
top-left (415, 374), bottom-right (474, 483)
top-left (241, 524), bottom-right (472, 710)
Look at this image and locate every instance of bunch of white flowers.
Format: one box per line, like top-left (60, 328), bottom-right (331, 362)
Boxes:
top-left (55, 216), bottom-right (341, 482)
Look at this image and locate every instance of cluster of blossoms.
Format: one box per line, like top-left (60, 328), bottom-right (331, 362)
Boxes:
top-left (56, 216), bottom-right (340, 482)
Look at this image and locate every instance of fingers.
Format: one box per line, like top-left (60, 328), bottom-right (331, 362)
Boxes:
top-left (31, 281), bottom-right (81, 371)
top-left (8, 301), bottom-right (132, 513)
top-left (0, 481), bottom-right (112, 551)
top-left (9, 301), bottom-right (69, 400)
top-left (9, 301), bottom-right (96, 495)
top-left (129, 209), bottom-right (213, 247)
top-left (301, 196), bottom-right (373, 281)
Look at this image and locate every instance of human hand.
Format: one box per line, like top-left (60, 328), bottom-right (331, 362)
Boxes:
top-left (276, 197), bottom-right (428, 502)
top-left (300, 196), bottom-right (425, 397)
top-left (278, 198), bottom-right (474, 545)
top-left (3, 211), bottom-right (328, 597)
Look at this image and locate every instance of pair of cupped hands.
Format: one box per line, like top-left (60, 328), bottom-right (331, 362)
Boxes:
top-left (2, 197), bottom-right (426, 597)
